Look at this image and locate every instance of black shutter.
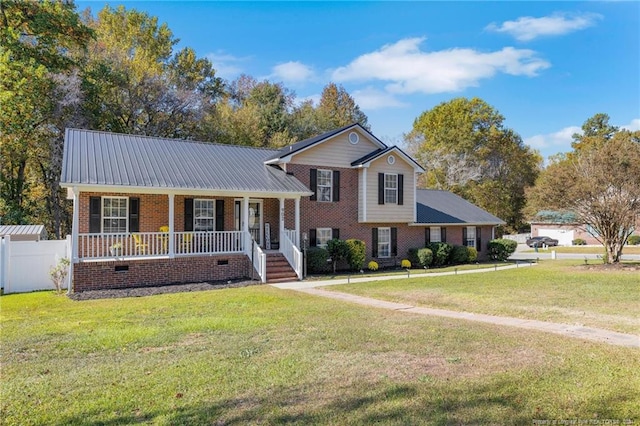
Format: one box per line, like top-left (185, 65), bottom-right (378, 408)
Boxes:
top-left (310, 169), bottom-right (317, 201)
top-left (184, 198), bottom-right (194, 231)
top-left (310, 229), bottom-right (317, 246)
top-left (333, 171), bottom-right (340, 202)
top-left (332, 228), bottom-right (340, 240)
top-left (476, 226), bottom-right (481, 251)
top-left (425, 228), bottom-right (431, 245)
top-left (442, 227), bottom-right (447, 243)
top-left (89, 196), bottom-right (101, 233)
top-left (391, 227), bottom-right (398, 257)
top-left (378, 173), bottom-right (384, 205)
top-left (216, 199), bottom-right (225, 231)
top-left (463, 227), bottom-right (467, 246)
top-left (372, 228), bottom-right (378, 257)
top-left (129, 197), bottom-right (140, 232)
top-left (398, 174), bottom-right (404, 205)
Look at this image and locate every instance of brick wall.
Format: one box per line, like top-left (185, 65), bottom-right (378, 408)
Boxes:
top-left (72, 254), bottom-right (253, 292)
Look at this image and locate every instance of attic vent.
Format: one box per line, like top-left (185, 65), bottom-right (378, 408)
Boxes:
top-left (387, 155), bottom-right (396, 165)
top-left (348, 132), bottom-right (359, 145)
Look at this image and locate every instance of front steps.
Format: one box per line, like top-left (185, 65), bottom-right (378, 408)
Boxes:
top-left (266, 252), bottom-right (298, 283)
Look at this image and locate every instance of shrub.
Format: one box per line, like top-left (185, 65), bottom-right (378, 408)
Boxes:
top-left (450, 245), bottom-right (470, 264)
top-left (327, 239), bottom-right (349, 273)
top-left (487, 238), bottom-right (518, 261)
top-left (427, 242), bottom-right (453, 267)
top-left (417, 248), bottom-right (433, 268)
top-left (407, 248), bottom-right (420, 267)
top-left (572, 238), bottom-right (587, 246)
top-left (401, 259), bottom-right (411, 268)
top-left (345, 239), bottom-right (366, 271)
top-left (49, 257), bottom-right (70, 294)
top-left (368, 260), bottom-right (379, 271)
top-left (306, 247), bottom-right (331, 273)
top-left (467, 246), bottom-right (478, 263)
top-left (627, 235), bottom-right (640, 245)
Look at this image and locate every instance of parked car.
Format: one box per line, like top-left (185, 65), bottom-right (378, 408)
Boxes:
top-left (526, 236), bottom-right (559, 247)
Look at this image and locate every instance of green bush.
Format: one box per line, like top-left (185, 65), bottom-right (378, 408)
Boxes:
top-left (306, 247), bottom-right (331, 273)
top-left (417, 248), bottom-right (433, 267)
top-left (327, 239), bottom-right (349, 273)
top-left (450, 245), bottom-right (470, 264)
top-left (467, 246), bottom-right (478, 262)
top-left (487, 239), bottom-right (517, 261)
top-left (572, 238), bottom-right (587, 246)
top-left (345, 239), bottom-right (366, 271)
top-left (407, 248), bottom-right (420, 267)
top-left (368, 260), bottom-right (379, 271)
top-left (427, 242), bottom-right (453, 267)
top-left (627, 235), bottom-right (640, 245)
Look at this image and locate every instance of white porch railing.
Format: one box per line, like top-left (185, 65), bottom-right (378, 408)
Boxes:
top-left (281, 230), bottom-right (303, 280)
top-left (77, 231), bottom-right (244, 260)
top-left (284, 229), bottom-right (299, 247)
top-left (245, 231), bottom-right (266, 283)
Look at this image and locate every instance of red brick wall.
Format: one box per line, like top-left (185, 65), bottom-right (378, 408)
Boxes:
top-left (72, 254), bottom-right (253, 292)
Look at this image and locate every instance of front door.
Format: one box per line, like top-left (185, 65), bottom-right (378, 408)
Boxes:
top-left (234, 200), bottom-right (263, 246)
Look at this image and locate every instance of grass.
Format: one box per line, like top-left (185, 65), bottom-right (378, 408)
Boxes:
top-left (523, 245), bottom-right (640, 254)
top-left (331, 260), bottom-right (640, 334)
top-left (1, 271), bottom-right (639, 425)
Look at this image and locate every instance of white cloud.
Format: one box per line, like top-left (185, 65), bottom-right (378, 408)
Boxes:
top-left (206, 51), bottom-right (250, 79)
top-left (351, 87), bottom-right (407, 110)
top-left (486, 12), bottom-right (602, 42)
top-left (331, 37), bottom-right (550, 95)
top-left (524, 126), bottom-right (581, 150)
top-left (270, 61), bottom-right (315, 84)
top-left (621, 118), bottom-right (640, 131)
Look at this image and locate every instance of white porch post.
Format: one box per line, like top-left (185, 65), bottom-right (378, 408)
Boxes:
top-left (294, 197), bottom-right (301, 247)
top-left (168, 193), bottom-right (175, 258)
top-left (242, 196), bottom-right (249, 234)
top-left (68, 187), bottom-right (79, 295)
top-left (279, 197), bottom-right (285, 250)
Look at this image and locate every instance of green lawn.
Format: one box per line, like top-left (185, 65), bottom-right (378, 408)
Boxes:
top-left (523, 245), bottom-right (640, 254)
top-left (2, 272), bottom-right (639, 425)
top-left (332, 260), bottom-right (640, 334)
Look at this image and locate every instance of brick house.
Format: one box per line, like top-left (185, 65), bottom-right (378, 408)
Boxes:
top-left (61, 124), bottom-right (504, 292)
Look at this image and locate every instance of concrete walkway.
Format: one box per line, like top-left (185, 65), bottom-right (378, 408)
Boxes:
top-left (270, 265), bottom-right (639, 349)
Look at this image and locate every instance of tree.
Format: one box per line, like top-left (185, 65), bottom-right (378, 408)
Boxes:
top-left (527, 117), bottom-right (640, 263)
top-left (406, 97), bottom-right (540, 232)
top-left (317, 83), bottom-right (369, 130)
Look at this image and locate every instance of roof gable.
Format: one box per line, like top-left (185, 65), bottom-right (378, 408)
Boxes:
top-left (351, 146), bottom-right (425, 172)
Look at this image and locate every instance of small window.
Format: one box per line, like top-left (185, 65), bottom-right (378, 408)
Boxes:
top-left (387, 155), bottom-right (395, 165)
top-left (102, 197), bottom-right (128, 234)
top-left (378, 227), bottom-right (391, 258)
top-left (194, 199), bottom-right (215, 231)
top-left (430, 227), bottom-right (441, 243)
top-left (316, 228), bottom-right (333, 248)
top-left (384, 174), bottom-right (397, 204)
top-left (348, 132), bottom-right (359, 144)
top-left (466, 226), bottom-right (476, 248)
top-left (317, 170), bottom-right (333, 202)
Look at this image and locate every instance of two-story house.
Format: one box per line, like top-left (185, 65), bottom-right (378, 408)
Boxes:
top-left (60, 123), bottom-right (504, 292)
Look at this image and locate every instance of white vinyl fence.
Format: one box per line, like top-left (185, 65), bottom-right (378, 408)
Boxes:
top-left (0, 235), bottom-right (71, 294)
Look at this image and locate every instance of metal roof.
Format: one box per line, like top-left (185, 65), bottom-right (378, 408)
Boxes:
top-left (0, 225), bottom-right (46, 237)
top-left (416, 189), bottom-right (505, 225)
top-left (61, 129), bottom-right (312, 195)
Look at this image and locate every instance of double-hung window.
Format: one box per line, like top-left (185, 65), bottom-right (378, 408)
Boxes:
top-left (194, 199), bottom-right (215, 231)
top-left (465, 226), bottom-right (476, 248)
top-left (384, 174), bottom-right (398, 204)
top-left (102, 197), bottom-right (128, 234)
top-left (316, 228), bottom-right (333, 248)
top-left (378, 227), bottom-right (391, 257)
top-left (430, 226), bottom-right (441, 243)
top-left (317, 170), bottom-right (333, 202)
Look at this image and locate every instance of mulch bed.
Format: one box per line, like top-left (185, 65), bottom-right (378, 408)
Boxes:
top-left (578, 263), bottom-right (640, 272)
top-left (68, 279), bottom-right (260, 301)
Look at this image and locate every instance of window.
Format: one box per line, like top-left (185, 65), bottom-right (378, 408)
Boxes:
top-left (384, 174), bottom-right (397, 204)
top-left (378, 227), bottom-right (391, 257)
top-left (316, 228), bottom-right (333, 248)
top-left (194, 199), bottom-right (215, 231)
top-left (465, 226), bottom-right (476, 248)
top-left (102, 197), bottom-right (128, 233)
top-left (430, 227), bottom-right (441, 243)
top-left (317, 170), bottom-right (333, 202)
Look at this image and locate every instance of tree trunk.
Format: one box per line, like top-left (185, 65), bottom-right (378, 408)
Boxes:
top-left (604, 243), bottom-right (622, 264)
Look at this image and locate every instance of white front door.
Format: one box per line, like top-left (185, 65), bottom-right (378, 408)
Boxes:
top-left (235, 200), bottom-right (263, 246)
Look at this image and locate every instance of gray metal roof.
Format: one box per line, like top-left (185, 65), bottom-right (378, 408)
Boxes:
top-left (61, 129), bottom-right (312, 195)
top-left (416, 189), bottom-right (505, 225)
top-left (0, 225), bottom-right (47, 237)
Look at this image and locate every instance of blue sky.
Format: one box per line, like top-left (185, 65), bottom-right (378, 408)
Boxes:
top-left (77, 1), bottom-right (639, 159)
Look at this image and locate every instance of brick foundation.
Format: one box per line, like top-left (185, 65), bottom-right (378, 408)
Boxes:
top-left (72, 254), bottom-right (253, 292)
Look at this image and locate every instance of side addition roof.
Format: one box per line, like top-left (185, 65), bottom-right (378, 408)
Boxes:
top-left (60, 129), bottom-right (312, 196)
top-left (416, 189), bottom-right (505, 226)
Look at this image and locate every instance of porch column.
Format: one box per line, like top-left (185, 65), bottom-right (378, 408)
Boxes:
top-left (71, 187), bottom-right (79, 264)
top-left (279, 197), bottom-right (285, 249)
top-left (242, 196), bottom-right (249, 234)
top-left (294, 197), bottom-right (301, 247)
top-left (168, 193), bottom-right (175, 258)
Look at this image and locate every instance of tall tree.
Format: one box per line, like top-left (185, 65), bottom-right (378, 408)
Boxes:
top-left (527, 122), bottom-right (640, 263)
top-left (317, 83), bottom-right (369, 130)
top-left (406, 97), bottom-right (540, 232)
